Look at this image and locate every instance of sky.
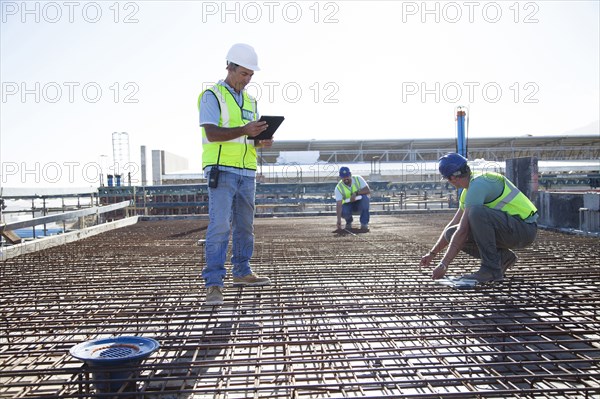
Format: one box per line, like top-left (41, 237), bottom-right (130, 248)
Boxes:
top-left (1, 0), bottom-right (599, 188)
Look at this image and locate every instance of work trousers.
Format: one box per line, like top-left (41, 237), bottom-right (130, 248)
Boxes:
top-left (203, 171), bottom-right (256, 287)
top-left (342, 195), bottom-right (370, 226)
top-left (444, 205), bottom-right (537, 278)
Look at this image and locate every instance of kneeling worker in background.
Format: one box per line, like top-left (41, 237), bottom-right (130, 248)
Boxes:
top-left (420, 153), bottom-right (538, 283)
top-left (335, 166), bottom-right (371, 231)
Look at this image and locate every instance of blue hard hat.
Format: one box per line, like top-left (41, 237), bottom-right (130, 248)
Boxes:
top-left (438, 153), bottom-right (468, 178)
top-left (339, 166), bottom-right (351, 177)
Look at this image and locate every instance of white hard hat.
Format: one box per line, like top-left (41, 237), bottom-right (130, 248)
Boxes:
top-left (226, 43), bottom-right (260, 71)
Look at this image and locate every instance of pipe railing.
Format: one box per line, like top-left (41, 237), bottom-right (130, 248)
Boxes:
top-left (0, 200), bottom-right (130, 233)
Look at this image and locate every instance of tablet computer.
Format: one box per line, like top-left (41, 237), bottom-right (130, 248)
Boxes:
top-left (253, 116), bottom-right (285, 141)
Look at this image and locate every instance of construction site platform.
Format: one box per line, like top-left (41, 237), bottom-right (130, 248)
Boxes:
top-left (1, 214), bottom-right (599, 398)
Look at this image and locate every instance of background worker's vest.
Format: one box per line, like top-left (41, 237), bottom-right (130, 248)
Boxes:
top-left (336, 176), bottom-right (361, 202)
top-left (460, 172), bottom-right (538, 220)
top-left (199, 84), bottom-right (258, 170)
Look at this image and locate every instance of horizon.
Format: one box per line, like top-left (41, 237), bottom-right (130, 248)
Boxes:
top-left (1, 133), bottom-right (598, 189)
top-left (1, 158), bottom-right (598, 193)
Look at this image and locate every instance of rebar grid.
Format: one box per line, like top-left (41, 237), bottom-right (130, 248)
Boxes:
top-left (1, 215), bottom-right (599, 398)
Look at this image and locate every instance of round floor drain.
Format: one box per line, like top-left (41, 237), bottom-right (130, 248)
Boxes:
top-left (70, 336), bottom-right (159, 365)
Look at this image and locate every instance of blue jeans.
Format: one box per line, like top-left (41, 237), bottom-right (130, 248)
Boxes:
top-left (203, 171), bottom-right (256, 287)
top-left (341, 195), bottom-right (370, 226)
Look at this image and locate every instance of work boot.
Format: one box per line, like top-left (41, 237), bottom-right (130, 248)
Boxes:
top-left (205, 286), bottom-right (224, 306)
top-left (360, 224), bottom-right (369, 231)
top-left (501, 251), bottom-right (518, 276)
top-left (460, 269), bottom-right (503, 283)
top-left (233, 273), bottom-right (271, 286)
top-left (344, 223), bottom-right (352, 230)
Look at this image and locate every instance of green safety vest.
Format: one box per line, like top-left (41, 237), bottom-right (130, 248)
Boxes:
top-left (460, 172), bottom-right (538, 220)
top-left (336, 176), bottom-right (361, 202)
top-left (199, 83), bottom-right (258, 170)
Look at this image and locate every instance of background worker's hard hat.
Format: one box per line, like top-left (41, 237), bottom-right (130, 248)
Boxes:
top-left (339, 166), bottom-right (351, 177)
top-left (438, 153), bottom-right (468, 178)
top-left (226, 43), bottom-right (260, 71)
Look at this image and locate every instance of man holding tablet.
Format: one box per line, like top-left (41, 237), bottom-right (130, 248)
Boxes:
top-left (198, 43), bottom-right (274, 306)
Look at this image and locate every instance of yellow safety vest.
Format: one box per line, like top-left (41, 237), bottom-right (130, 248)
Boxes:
top-left (336, 176), bottom-right (361, 202)
top-left (460, 172), bottom-right (538, 220)
top-left (199, 83), bottom-right (258, 170)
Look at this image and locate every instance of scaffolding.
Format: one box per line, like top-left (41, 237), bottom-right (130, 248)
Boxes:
top-left (112, 132), bottom-right (131, 180)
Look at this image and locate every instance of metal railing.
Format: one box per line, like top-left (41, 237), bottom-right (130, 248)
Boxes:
top-left (0, 200), bottom-right (130, 243)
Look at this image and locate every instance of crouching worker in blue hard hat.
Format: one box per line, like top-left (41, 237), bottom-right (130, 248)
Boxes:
top-left (335, 166), bottom-right (371, 231)
top-left (420, 153), bottom-right (538, 283)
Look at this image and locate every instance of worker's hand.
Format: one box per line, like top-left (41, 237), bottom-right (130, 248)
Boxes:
top-left (419, 252), bottom-right (435, 267)
top-left (432, 262), bottom-right (448, 280)
top-left (336, 220), bottom-right (342, 230)
top-left (243, 121), bottom-right (268, 138)
top-left (254, 139), bottom-right (273, 148)
top-left (350, 194), bottom-right (357, 202)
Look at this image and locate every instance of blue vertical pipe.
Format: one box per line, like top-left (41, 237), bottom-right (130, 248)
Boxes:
top-left (455, 108), bottom-right (467, 202)
top-left (456, 108), bottom-right (467, 157)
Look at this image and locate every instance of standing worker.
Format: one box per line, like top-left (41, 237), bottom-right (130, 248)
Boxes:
top-left (420, 153), bottom-right (538, 283)
top-left (335, 166), bottom-right (371, 231)
top-left (198, 43), bottom-right (272, 306)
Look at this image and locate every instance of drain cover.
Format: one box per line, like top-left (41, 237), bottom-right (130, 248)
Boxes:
top-left (70, 336), bottom-right (160, 365)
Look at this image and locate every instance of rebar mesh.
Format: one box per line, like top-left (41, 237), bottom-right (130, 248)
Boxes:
top-left (1, 214), bottom-right (599, 398)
